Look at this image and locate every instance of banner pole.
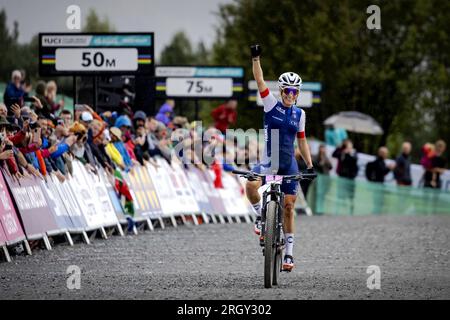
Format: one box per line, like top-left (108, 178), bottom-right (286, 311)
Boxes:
top-left (1, 245), bottom-right (11, 263)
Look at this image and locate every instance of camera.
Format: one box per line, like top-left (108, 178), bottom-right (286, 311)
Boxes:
top-left (29, 121), bottom-right (39, 130)
top-left (23, 96), bottom-right (35, 102)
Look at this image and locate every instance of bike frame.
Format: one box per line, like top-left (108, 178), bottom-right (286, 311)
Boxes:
top-left (260, 176), bottom-right (284, 246)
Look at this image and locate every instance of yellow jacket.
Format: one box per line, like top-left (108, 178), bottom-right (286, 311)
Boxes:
top-left (105, 142), bottom-right (124, 167)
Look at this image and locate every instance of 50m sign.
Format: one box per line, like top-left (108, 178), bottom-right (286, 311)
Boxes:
top-left (55, 48), bottom-right (138, 71)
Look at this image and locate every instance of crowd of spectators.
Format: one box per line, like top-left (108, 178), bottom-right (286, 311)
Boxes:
top-left (323, 135), bottom-right (448, 190)
top-left (1, 72), bottom-right (264, 230)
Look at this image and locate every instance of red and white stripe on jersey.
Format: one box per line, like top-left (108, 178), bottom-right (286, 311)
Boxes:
top-left (260, 88), bottom-right (278, 112)
top-left (297, 109), bottom-right (306, 139)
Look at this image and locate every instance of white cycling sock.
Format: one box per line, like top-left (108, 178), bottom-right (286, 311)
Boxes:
top-left (285, 233), bottom-right (294, 257)
top-left (251, 201), bottom-right (262, 217)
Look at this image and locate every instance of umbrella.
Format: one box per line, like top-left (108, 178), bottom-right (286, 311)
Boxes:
top-left (323, 111), bottom-right (384, 135)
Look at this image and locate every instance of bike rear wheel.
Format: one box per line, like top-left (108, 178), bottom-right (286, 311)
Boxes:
top-left (264, 201), bottom-right (278, 288)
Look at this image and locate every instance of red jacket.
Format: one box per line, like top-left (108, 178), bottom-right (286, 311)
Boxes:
top-left (211, 104), bottom-right (237, 134)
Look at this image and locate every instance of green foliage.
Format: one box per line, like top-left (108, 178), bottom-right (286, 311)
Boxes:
top-left (212, 0), bottom-right (450, 158)
top-left (0, 9), bottom-right (38, 83)
top-left (159, 31), bottom-right (211, 65)
top-left (82, 8), bottom-right (115, 32)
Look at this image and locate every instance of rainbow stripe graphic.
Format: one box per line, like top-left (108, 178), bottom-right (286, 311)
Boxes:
top-left (232, 83), bottom-right (243, 92)
top-left (41, 54), bottom-right (56, 64)
top-left (156, 81), bottom-right (166, 91)
top-left (138, 54), bottom-right (152, 64)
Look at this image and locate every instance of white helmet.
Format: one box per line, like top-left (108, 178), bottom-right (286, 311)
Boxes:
top-left (278, 72), bottom-right (302, 89)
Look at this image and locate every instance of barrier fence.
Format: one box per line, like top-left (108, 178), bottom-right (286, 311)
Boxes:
top-left (3, 156), bottom-right (449, 263)
top-left (307, 174), bottom-right (450, 215)
top-left (0, 156), bottom-right (254, 262)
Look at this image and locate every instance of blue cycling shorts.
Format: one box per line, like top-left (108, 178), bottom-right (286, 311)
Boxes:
top-left (251, 157), bottom-right (299, 195)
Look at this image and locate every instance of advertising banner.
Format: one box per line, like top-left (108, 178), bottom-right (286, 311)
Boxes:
top-left (136, 165), bottom-right (162, 218)
top-left (220, 172), bottom-right (250, 216)
top-left (147, 158), bottom-right (181, 217)
top-left (122, 168), bottom-right (147, 219)
top-left (202, 170), bottom-right (227, 214)
top-left (68, 161), bottom-right (118, 228)
top-left (172, 162), bottom-right (201, 214)
top-left (185, 167), bottom-right (214, 214)
top-left (39, 176), bottom-right (75, 232)
top-left (98, 168), bottom-right (126, 221)
top-left (3, 173), bottom-right (59, 239)
top-left (0, 170), bottom-right (26, 244)
top-left (0, 222), bottom-right (6, 245)
top-left (53, 175), bottom-right (88, 230)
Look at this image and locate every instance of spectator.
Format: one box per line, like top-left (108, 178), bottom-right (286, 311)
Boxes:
top-left (172, 116), bottom-right (189, 130)
top-left (34, 81), bottom-right (50, 118)
top-left (325, 125), bottom-right (348, 147)
top-left (332, 140), bottom-right (358, 179)
top-left (313, 144), bottom-right (332, 175)
top-left (394, 142), bottom-right (412, 186)
top-left (3, 70), bottom-right (27, 110)
top-left (365, 146), bottom-right (394, 183)
top-left (60, 110), bottom-right (73, 127)
top-left (424, 140), bottom-right (447, 189)
top-left (211, 99), bottom-right (238, 134)
top-left (114, 115), bottom-right (132, 136)
top-left (154, 121), bottom-right (172, 163)
top-left (155, 100), bottom-right (174, 126)
top-left (45, 81), bottom-right (64, 115)
top-left (420, 143), bottom-right (435, 172)
top-left (132, 110), bottom-right (146, 130)
top-left (109, 127), bottom-right (133, 172)
top-left (80, 111), bottom-right (94, 128)
top-left (143, 117), bottom-right (168, 162)
top-left (332, 140), bottom-right (358, 214)
top-left (0, 103), bottom-right (7, 118)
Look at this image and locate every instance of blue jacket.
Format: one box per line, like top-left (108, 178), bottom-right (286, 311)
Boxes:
top-left (113, 141), bottom-right (132, 171)
top-left (3, 82), bottom-right (26, 108)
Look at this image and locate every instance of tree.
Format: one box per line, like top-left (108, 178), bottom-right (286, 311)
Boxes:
top-left (83, 8), bottom-right (115, 32)
top-left (160, 31), bottom-right (195, 65)
top-left (160, 31), bottom-right (212, 65)
top-left (212, 0), bottom-right (450, 159)
top-left (0, 9), bottom-right (38, 83)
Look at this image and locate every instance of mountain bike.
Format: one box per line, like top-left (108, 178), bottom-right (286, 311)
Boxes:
top-left (232, 169), bottom-right (317, 288)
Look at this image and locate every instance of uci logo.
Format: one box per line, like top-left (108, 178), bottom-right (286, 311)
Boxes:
top-left (43, 37), bottom-right (62, 45)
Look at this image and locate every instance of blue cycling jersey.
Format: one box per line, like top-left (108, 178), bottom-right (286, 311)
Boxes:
top-left (259, 88), bottom-right (305, 172)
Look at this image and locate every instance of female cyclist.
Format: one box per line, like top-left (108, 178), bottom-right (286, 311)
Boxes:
top-left (246, 44), bottom-right (315, 272)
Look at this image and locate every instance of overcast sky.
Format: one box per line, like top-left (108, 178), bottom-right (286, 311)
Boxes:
top-left (0, 0), bottom-right (231, 58)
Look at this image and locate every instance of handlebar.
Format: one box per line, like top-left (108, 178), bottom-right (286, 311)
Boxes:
top-left (231, 169), bottom-right (317, 181)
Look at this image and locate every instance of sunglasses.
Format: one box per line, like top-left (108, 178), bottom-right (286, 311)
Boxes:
top-left (281, 87), bottom-right (299, 96)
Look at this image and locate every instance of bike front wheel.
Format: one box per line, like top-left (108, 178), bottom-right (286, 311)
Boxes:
top-left (264, 201), bottom-right (278, 288)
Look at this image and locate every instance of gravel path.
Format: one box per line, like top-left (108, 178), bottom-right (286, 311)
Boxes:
top-left (1, 215), bottom-right (449, 299)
